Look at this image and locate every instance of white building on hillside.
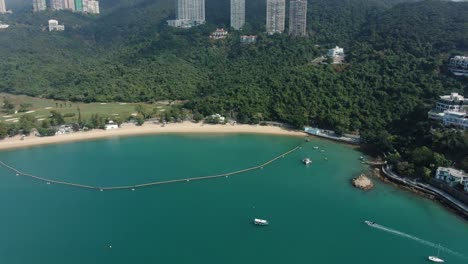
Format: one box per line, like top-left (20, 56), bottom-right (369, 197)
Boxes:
top-left (442, 111), bottom-right (468, 130)
top-left (48, 20), bottom-right (65, 31)
top-left (436, 167), bottom-right (467, 189)
top-left (428, 93), bottom-right (467, 130)
top-left (434, 93), bottom-right (467, 113)
top-left (449, 56), bottom-right (468, 76)
top-left (327, 46), bottom-right (345, 64)
top-left (328, 46), bottom-right (344, 57)
top-left (210, 28), bottom-right (228, 40)
top-left (240, 35), bottom-right (257, 44)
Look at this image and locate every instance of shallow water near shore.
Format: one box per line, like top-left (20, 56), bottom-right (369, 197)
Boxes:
top-left (0, 134), bottom-right (466, 264)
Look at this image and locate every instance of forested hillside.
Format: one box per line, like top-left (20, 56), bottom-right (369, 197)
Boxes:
top-left (0, 0), bottom-right (467, 171)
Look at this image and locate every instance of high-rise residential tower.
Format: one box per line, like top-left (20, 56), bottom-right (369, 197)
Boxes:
top-left (289, 0), bottom-right (307, 37)
top-left (266, 0), bottom-right (285, 34)
top-left (0, 0), bottom-right (6, 14)
top-left (177, 0), bottom-right (205, 23)
top-left (230, 0), bottom-right (245, 30)
top-left (33, 0), bottom-right (47, 12)
top-left (74, 0), bottom-right (83, 11)
top-left (168, 0), bottom-right (205, 28)
top-left (83, 0), bottom-right (100, 14)
top-left (63, 0), bottom-right (76, 10)
top-left (49, 0), bottom-right (64, 10)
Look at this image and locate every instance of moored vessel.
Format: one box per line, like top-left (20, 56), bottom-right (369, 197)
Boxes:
top-left (302, 158), bottom-right (312, 165)
top-left (254, 218), bottom-right (269, 226)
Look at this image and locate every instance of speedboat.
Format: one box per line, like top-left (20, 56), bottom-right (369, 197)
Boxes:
top-left (364, 220), bottom-right (376, 226)
top-left (428, 244), bottom-right (444, 263)
top-left (254, 219), bottom-right (269, 226)
top-left (428, 256), bottom-right (444, 263)
top-left (302, 158), bottom-right (312, 165)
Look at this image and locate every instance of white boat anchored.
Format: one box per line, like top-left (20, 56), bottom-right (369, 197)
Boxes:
top-left (254, 218), bottom-right (269, 226)
top-left (428, 244), bottom-right (444, 263)
top-left (302, 158), bottom-right (312, 165)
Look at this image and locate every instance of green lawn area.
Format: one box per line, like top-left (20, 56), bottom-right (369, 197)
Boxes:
top-left (0, 93), bottom-right (172, 124)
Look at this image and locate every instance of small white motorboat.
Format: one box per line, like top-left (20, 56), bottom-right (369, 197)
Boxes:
top-left (254, 219), bottom-right (269, 226)
top-left (302, 158), bottom-right (312, 165)
top-left (428, 244), bottom-right (444, 263)
top-left (428, 256), bottom-right (444, 263)
top-left (364, 220), bottom-right (376, 226)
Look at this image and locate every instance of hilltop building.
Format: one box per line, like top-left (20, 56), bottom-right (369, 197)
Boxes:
top-left (48, 19), bottom-right (65, 31)
top-left (289, 0), bottom-right (307, 37)
top-left (0, 0), bottom-right (6, 14)
top-left (449, 56), bottom-right (468, 76)
top-left (210, 28), bottom-right (228, 40)
top-left (328, 46), bottom-right (345, 64)
top-left (230, 0), bottom-right (245, 30)
top-left (436, 167), bottom-right (468, 191)
top-left (33, 0), bottom-right (47, 12)
top-left (266, 0), bottom-right (285, 34)
top-left (168, 0), bottom-right (205, 28)
top-left (83, 0), bottom-right (99, 14)
top-left (428, 93), bottom-right (468, 130)
top-left (240, 35), bottom-right (257, 44)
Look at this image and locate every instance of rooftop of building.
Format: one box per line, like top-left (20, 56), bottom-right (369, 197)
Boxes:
top-left (452, 56), bottom-right (468, 60)
top-left (439, 93), bottom-right (467, 102)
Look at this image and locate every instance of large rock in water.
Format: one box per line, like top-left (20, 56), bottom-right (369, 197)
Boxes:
top-left (352, 174), bottom-right (374, 190)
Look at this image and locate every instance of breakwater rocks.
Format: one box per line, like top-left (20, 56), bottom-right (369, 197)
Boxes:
top-left (352, 174), bottom-right (374, 190)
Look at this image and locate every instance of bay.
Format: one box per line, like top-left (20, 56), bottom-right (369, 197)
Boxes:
top-left (0, 134), bottom-right (466, 264)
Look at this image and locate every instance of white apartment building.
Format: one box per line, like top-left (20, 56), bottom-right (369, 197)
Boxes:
top-left (428, 93), bottom-right (468, 129)
top-left (442, 111), bottom-right (468, 130)
top-left (449, 56), bottom-right (468, 76)
top-left (230, 0), bottom-right (245, 30)
top-left (48, 19), bottom-right (65, 31)
top-left (450, 56), bottom-right (468, 68)
top-left (436, 167), bottom-right (468, 190)
top-left (434, 93), bottom-right (467, 113)
top-left (266, 0), bottom-right (285, 34)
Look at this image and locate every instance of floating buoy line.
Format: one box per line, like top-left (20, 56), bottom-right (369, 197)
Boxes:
top-left (0, 145), bottom-right (302, 192)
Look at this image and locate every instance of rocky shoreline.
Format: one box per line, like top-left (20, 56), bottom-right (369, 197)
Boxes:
top-left (370, 167), bottom-right (467, 221)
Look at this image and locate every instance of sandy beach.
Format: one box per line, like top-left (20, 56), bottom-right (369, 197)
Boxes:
top-left (0, 122), bottom-right (306, 151)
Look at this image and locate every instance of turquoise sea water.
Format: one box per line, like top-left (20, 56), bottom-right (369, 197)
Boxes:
top-left (0, 134), bottom-right (466, 264)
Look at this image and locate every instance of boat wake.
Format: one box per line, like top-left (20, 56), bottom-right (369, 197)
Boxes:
top-left (368, 222), bottom-right (467, 259)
